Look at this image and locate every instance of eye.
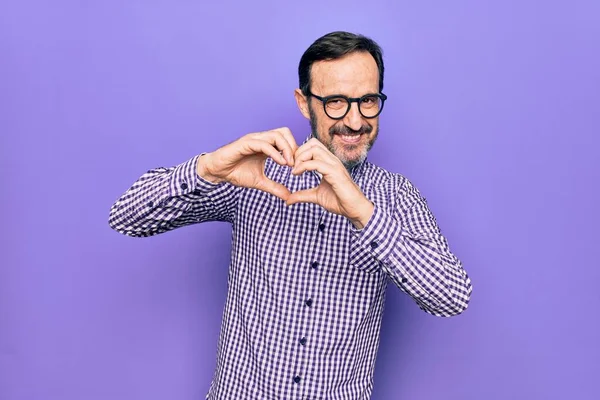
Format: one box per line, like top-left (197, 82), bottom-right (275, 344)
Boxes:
top-left (326, 98), bottom-right (347, 109)
top-left (362, 96), bottom-right (377, 104)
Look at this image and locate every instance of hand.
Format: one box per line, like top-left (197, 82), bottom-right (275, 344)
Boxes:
top-left (197, 127), bottom-right (298, 201)
top-left (286, 138), bottom-right (374, 229)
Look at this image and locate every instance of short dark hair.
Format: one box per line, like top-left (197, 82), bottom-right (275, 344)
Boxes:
top-left (298, 31), bottom-right (384, 96)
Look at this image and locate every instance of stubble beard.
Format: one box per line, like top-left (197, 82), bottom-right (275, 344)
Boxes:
top-left (308, 103), bottom-right (378, 171)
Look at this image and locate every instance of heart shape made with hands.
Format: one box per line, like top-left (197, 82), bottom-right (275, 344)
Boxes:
top-left (257, 137), bottom-right (342, 203)
top-left (269, 140), bottom-right (372, 229)
top-left (201, 128), bottom-right (372, 227)
top-left (270, 137), bottom-right (369, 222)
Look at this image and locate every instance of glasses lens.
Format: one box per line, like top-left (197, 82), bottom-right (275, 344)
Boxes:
top-left (324, 97), bottom-right (349, 119)
top-left (359, 95), bottom-right (383, 118)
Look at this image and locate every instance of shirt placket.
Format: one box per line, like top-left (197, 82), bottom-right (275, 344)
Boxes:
top-left (292, 173), bottom-right (327, 398)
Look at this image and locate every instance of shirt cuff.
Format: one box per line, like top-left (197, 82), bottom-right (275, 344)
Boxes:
top-left (168, 153), bottom-right (223, 197)
top-left (350, 205), bottom-right (402, 263)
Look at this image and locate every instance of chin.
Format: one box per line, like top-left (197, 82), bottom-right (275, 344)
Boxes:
top-left (334, 148), bottom-right (368, 170)
top-left (337, 141), bottom-right (367, 156)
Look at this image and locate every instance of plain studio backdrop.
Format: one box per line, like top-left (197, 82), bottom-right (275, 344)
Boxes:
top-left (1, 1), bottom-right (599, 399)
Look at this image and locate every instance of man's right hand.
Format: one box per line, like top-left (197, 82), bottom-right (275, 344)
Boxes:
top-left (196, 127), bottom-right (298, 201)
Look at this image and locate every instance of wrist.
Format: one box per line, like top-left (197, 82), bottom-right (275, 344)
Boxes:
top-left (349, 198), bottom-right (374, 230)
top-left (196, 153), bottom-right (222, 184)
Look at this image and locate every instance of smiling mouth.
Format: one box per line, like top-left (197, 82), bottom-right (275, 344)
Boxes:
top-left (336, 133), bottom-right (363, 144)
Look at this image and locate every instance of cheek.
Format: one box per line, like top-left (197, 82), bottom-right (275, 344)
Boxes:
top-left (365, 119), bottom-right (379, 134)
top-left (324, 121), bottom-right (337, 134)
top-left (316, 117), bottom-right (335, 137)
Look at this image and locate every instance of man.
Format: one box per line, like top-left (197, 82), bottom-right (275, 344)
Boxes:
top-left (109, 31), bottom-right (472, 400)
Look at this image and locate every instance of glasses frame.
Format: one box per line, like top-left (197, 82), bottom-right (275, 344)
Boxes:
top-left (307, 90), bottom-right (387, 120)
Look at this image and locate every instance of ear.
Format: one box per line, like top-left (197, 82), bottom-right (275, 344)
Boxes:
top-left (294, 89), bottom-right (310, 120)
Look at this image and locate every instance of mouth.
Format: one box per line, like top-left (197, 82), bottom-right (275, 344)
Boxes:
top-left (335, 133), bottom-right (363, 144)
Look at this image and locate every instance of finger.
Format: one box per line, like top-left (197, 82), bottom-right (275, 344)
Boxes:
top-left (265, 131), bottom-right (294, 166)
top-left (294, 138), bottom-right (333, 164)
top-left (256, 178), bottom-right (291, 201)
top-left (244, 139), bottom-right (287, 165)
top-left (273, 127), bottom-right (299, 157)
top-left (256, 130), bottom-right (295, 166)
top-left (292, 159), bottom-right (330, 176)
top-left (295, 145), bottom-right (337, 164)
top-left (294, 142), bottom-right (318, 165)
top-left (286, 187), bottom-right (318, 206)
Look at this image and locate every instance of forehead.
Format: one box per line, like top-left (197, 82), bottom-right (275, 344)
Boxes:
top-left (310, 51), bottom-right (379, 96)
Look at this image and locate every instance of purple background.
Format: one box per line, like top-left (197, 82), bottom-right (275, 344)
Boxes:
top-left (1, 1), bottom-right (599, 399)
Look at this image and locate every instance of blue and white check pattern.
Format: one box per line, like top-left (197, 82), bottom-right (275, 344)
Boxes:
top-left (109, 141), bottom-right (472, 400)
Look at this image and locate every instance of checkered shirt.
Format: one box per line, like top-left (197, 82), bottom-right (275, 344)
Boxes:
top-left (109, 143), bottom-right (472, 400)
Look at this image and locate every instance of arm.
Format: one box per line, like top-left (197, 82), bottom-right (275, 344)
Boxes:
top-left (108, 154), bottom-right (240, 237)
top-left (351, 177), bottom-right (472, 317)
top-left (286, 138), bottom-right (472, 316)
top-left (109, 127), bottom-right (299, 238)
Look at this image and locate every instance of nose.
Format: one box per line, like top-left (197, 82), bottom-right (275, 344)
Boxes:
top-left (343, 102), bottom-right (363, 131)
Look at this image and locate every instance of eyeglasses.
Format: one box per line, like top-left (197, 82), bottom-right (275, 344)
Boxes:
top-left (307, 90), bottom-right (387, 120)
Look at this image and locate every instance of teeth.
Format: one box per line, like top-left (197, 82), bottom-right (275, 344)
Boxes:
top-left (340, 134), bottom-right (361, 142)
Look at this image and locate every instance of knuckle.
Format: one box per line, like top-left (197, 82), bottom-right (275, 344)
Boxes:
top-left (269, 130), bottom-right (284, 140)
top-left (246, 132), bottom-right (262, 141)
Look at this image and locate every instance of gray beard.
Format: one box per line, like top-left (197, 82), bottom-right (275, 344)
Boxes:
top-left (308, 104), bottom-right (377, 171)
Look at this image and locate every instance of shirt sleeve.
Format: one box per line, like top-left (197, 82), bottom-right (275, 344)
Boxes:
top-left (351, 177), bottom-right (472, 317)
top-left (108, 154), bottom-right (240, 237)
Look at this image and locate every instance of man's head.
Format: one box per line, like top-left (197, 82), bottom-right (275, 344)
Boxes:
top-left (294, 31), bottom-right (386, 170)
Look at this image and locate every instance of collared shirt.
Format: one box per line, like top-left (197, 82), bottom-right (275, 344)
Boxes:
top-left (109, 144), bottom-right (472, 400)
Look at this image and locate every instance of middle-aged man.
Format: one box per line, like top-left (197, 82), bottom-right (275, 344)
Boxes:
top-left (109, 31), bottom-right (472, 400)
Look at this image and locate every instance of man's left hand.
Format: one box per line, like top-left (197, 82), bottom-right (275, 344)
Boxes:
top-left (286, 138), bottom-right (374, 229)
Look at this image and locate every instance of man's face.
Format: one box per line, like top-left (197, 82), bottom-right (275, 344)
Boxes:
top-left (296, 51), bottom-right (381, 170)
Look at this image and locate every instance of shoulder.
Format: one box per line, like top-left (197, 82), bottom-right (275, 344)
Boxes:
top-left (361, 161), bottom-right (426, 207)
top-left (361, 161), bottom-right (410, 190)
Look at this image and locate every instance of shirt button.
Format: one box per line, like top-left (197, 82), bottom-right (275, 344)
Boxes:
top-left (180, 182), bottom-right (188, 190)
top-left (311, 261), bottom-right (319, 269)
top-left (299, 337), bottom-right (307, 346)
top-left (293, 376), bottom-right (301, 384)
top-left (319, 223), bottom-right (326, 232)
top-left (305, 298), bottom-right (313, 307)
top-left (370, 241), bottom-right (379, 249)
top-left (401, 277), bottom-right (408, 283)
top-left (148, 201), bottom-right (154, 208)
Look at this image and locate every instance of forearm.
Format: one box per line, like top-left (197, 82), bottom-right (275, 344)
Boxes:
top-left (352, 206), bottom-right (472, 317)
top-left (108, 155), bottom-right (238, 237)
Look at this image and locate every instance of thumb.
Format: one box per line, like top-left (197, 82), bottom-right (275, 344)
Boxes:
top-left (256, 178), bottom-right (291, 201)
top-left (286, 188), bottom-right (319, 206)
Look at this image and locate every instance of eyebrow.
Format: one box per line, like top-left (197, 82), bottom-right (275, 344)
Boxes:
top-left (315, 91), bottom-right (380, 97)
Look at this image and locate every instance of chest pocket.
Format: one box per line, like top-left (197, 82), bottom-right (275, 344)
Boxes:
top-left (349, 235), bottom-right (382, 274)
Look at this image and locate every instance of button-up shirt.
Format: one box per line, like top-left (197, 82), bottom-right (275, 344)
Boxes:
top-left (109, 143), bottom-right (472, 400)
